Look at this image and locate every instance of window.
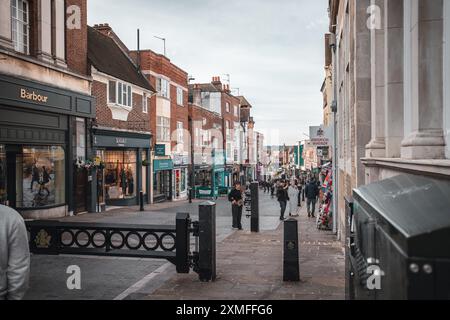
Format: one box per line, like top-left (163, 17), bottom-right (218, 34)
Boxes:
top-left (142, 93), bottom-right (148, 113)
top-left (11, 0), bottom-right (29, 54)
top-left (104, 150), bottom-right (137, 200)
top-left (226, 102), bottom-right (230, 113)
top-left (234, 105), bottom-right (239, 117)
top-left (18, 146), bottom-right (65, 208)
top-left (76, 118), bottom-right (86, 161)
top-left (225, 120), bottom-right (231, 140)
top-left (176, 87), bottom-right (183, 106)
top-left (108, 81), bottom-right (116, 103)
top-left (109, 81), bottom-right (132, 107)
top-left (157, 116), bottom-right (170, 142)
top-left (156, 78), bottom-right (170, 99)
top-left (177, 121), bottom-right (184, 145)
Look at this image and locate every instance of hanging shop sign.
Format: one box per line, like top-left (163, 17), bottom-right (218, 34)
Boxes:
top-left (155, 144), bottom-right (166, 157)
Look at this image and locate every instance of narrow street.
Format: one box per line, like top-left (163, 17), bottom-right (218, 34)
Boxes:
top-left (24, 191), bottom-right (344, 300)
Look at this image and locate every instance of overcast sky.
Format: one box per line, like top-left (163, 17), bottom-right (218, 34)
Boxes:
top-left (88, 0), bottom-right (329, 146)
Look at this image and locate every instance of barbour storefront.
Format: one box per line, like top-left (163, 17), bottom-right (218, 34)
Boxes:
top-left (0, 75), bottom-right (95, 219)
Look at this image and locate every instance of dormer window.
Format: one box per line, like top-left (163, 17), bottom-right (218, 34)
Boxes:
top-left (107, 80), bottom-right (133, 121)
top-left (11, 0), bottom-right (30, 55)
top-left (108, 80), bottom-right (132, 107)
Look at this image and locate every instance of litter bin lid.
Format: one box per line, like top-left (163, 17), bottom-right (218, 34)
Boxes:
top-left (353, 174), bottom-right (450, 258)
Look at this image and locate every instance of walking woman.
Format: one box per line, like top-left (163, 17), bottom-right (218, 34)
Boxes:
top-left (288, 180), bottom-right (300, 217)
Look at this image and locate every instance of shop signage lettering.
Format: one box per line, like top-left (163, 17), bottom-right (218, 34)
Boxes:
top-left (116, 138), bottom-right (127, 146)
top-left (20, 88), bottom-right (49, 103)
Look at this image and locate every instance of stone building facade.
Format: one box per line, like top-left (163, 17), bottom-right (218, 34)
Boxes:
top-left (328, 0), bottom-right (450, 241)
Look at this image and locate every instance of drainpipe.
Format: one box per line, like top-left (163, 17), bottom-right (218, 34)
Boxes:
top-left (330, 32), bottom-right (339, 238)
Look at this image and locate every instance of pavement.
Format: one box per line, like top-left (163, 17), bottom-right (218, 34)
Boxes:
top-left (23, 191), bottom-right (344, 300)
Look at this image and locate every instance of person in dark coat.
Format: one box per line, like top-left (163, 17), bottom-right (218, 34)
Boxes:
top-left (304, 178), bottom-right (319, 218)
top-left (270, 181), bottom-right (276, 198)
top-left (296, 180), bottom-right (303, 208)
top-left (276, 180), bottom-right (289, 221)
top-left (228, 182), bottom-right (243, 230)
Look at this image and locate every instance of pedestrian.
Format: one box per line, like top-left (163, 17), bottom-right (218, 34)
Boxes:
top-left (0, 205), bottom-right (30, 300)
top-left (276, 180), bottom-right (289, 221)
top-left (270, 181), bottom-right (275, 198)
top-left (288, 180), bottom-right (299, 217)
top-left (305, 178), bottom-right (320, 218)
top-left (228, 182), bottom-right (243, 230)
top-left (296, 180), bottom-right (303, 208)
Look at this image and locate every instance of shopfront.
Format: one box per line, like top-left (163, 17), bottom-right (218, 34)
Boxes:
top-left (93, 128), bottom-right (151, 209)
top-left (153, 159), bottom-right (173, 202)
top-left (194, 165), bottom-right (213, 198)
top-left (0, 75), bottom-right (95, 219)
top-left (173, 154), bottom-right (188, 201)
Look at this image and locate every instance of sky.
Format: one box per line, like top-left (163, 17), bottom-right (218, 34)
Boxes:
top-left (88, 0), bottom-right (329, 146)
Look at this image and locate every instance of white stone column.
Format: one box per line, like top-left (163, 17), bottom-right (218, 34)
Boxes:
top-left (401, 0), bottom-right (446, 159)
top-left (366, 0), bottom-right (386, 158)
top-left (37, 0), bottom-right (54, 63)
top-left (444, 0), bottom-right (450, 159)
top-left (384, 0), bottom-right (404, 158)
top-left (54, 0), bottom-right (66, 66)
top-left (0, 0), bottom-right (13, 49)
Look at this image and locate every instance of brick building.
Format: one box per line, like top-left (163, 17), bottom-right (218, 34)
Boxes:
top-left (188, 95), bottom-right (223, 198)
top-left (188, 76), bottom-right (240, 197)
top-left (0, 0), bottom-right (95, 218)
top-left (129, 49), bottom-right (189, 202)
top-left (88, 24), bottom-right (154, 210)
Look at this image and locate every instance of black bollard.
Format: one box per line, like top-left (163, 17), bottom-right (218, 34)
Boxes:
top-left (283, 218), bottom-right (300, 282)
top-left (250, 182), bottom-right (259, 233)
top-left (139, 191), bottom-right (144, 211)
top-left (198, 201), bottom-right (216, 282)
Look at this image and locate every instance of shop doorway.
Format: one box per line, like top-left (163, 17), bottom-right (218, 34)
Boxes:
top-left (74, 168), bottom-right (87, 214)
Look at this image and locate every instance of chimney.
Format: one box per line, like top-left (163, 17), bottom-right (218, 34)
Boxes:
top-left (211, 76), bottom-right (222, 85)
top-left (193, 84), bottom-right (201, 105)
top-left (93, 23), bottom-right (112, 35)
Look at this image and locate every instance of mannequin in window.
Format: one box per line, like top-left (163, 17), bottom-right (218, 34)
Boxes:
top-left (127, 167), bottom-right (134, 196)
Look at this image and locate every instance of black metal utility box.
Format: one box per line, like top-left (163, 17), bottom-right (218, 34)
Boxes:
top-left (348, 174), bottom-right (450, 300)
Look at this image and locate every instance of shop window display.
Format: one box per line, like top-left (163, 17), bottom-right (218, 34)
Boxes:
top-left (104, 150), bottom-right (137, 200)
top-left (195, 170), bottom-right (212, 187)
top-left (181, 169), bottom-right (186, 193)
top-left (0, 145), bottom-right (6, 204)
top-left (18, 146), bottom-right (65, 208)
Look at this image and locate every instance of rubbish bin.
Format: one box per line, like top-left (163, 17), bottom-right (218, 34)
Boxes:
top-left (349, 174), bottom-right (450, 300)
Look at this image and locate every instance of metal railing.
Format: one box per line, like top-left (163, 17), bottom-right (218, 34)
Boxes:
top-left (26, 205), bottom-right (217, 282)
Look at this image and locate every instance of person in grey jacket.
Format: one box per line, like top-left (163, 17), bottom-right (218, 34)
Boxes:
top-left (0, 205), bottom-right (30, 300)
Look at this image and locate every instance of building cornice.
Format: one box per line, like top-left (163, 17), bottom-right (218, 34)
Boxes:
top-left (0, 48), bottom-right (92, 82)
top-left (362, 157), bottom-right (450, 178)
